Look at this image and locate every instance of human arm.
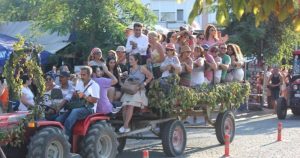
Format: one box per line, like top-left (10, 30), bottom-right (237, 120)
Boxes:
top-left (135, 35), bottom-right (149, 54)
top-left (205, 55), bottom-right (217, 71)
top-left (102, 65), bottom-right (118, 85)
top-left (156, 43), bottom-right (165, 63)
top-left (20, 93), bottom-right (34, 108)
top-left (171, 57), bottom-right (182, 74)
top-left (141, 66), bottom-right (153, 86)
top-left (125, 36), bottom-right (133, 53)
top-left (182, 58), bottom-right (193, 73)
top-left (219, 55), bottom-right (231, 71)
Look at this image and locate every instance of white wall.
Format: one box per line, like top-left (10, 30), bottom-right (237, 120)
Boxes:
top-left (141, 0), bottom-right (216, 30)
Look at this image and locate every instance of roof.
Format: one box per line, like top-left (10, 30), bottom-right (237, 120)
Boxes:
top-left (0, 21), bottom-right (70, 54)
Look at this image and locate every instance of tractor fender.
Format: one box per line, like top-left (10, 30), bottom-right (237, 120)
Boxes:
top-left (72, 113), bottom-right (109, 136)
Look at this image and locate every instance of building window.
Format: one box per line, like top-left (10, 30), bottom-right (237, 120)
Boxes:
top-left (177, 9), bottom-right (184, 21)
top-left (160, 12), bottom-right (175, 22)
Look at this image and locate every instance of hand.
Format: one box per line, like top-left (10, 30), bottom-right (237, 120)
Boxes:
top-left (139, 82), bottom-right (145, 89)
top-left (77, 92), bottom-right (84, 98)
top-left (218, 34), bottom-right (229, 44)
top-left (102, 65), bottom-right (109, 72)
top-left (132, 43), bottom-right (137, 49)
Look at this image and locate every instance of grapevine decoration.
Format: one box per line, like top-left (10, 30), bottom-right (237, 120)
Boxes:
top-left (0, 37), bottom-right (46, 147)
top-left (148, 75), bottom-right (250, 116)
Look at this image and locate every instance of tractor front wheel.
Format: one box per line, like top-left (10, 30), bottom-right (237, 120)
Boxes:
top-left (26, 127), bottom-right (71, 158)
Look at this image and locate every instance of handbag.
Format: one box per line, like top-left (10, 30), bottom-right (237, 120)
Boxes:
top-left (120, 77), bottom-right (142, 95)
top-left (65, 83), bottom-right (94, 110)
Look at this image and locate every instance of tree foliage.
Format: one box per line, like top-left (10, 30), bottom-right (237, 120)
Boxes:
top-left (0, 0), bottom-right (157, 64)
top-left (188, 0), bottom-right (300, 31)
top-left (224, 12), bottom-right (300, 66)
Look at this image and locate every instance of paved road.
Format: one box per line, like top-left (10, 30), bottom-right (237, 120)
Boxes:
top-left (117, 109), bottom-right (300, 158)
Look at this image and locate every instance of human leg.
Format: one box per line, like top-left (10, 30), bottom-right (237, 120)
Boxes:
top-left (55, 111), bottom-right (71, 124)
top-left (64, 108), bottom-right (92, 137)
top-left (123, 105), bottom-right (134, 128)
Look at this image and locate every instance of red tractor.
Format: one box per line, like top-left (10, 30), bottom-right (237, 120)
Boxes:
top-left (277, 50), bottom-right (300, 119)
top-left (0, 111), bottom-right (118, 158)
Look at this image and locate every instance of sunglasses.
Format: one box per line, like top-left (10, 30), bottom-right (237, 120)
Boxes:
top-left (198, 37), bottom-right (204, 40)
top-left (166, 49), bottom-right (174, 52)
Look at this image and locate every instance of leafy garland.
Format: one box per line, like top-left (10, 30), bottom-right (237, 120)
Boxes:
top-left (0, 38), bottom-right (46, 146)
top-left (148, 75), bottom-right (250, 116)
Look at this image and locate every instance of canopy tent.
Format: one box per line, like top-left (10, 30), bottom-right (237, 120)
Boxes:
top-left (0, 21), bottom-right (71, 65)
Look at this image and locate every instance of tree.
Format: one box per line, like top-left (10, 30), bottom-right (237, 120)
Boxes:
top-left (0, 0), bottom-right (157, 64)
top-left (188, 0), bottom-right (300, 31)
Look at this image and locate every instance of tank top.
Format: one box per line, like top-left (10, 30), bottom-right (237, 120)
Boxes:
top-left (151, 49), bottom-right (161, 66)
top-left (271, 74), bottom-right (280, 90)
top-left (129, 66), bottom-right (145, 84)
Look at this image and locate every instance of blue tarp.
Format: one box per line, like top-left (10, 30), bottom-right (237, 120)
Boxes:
top-left (0, 33), bottom-right (52, 66)
top-left (0, 34), bottom-right (17, 66)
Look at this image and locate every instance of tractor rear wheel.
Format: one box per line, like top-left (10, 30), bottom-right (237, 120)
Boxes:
top-left (80, 121), bottom-right (118, 158)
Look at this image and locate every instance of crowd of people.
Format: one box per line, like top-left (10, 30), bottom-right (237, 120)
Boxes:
top-left (0, 22), bottom-right (246, 135)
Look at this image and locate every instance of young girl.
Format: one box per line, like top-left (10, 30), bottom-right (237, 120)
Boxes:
top-left (191, 46), bottom-right (205, 86)
top-left (160, 43), bottom-right (182, 78)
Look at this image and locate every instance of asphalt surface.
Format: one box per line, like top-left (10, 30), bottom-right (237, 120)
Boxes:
top-left (117, 109), bottom-right (300, 158)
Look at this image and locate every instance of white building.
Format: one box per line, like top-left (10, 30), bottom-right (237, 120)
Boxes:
top-left (141, 0), bottom-right (216, 30)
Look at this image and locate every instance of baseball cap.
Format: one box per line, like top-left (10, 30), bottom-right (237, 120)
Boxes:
top-left (59, 71), bottom-right (70, 77)
top-left (202, 44), bottom-right (209, 51)
top-left (165, 43), bottom-right (175, 50)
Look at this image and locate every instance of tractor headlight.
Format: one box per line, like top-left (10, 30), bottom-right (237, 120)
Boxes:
top-left (293, 85), bottom-right (298, 90)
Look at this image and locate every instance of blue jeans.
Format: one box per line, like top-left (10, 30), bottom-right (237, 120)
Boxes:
top-left (56, 107), bottom-right (93, 137)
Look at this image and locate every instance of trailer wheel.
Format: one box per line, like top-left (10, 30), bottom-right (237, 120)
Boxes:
top-left (161, 120), bottom-right (186, 157)
top-left (26, 127), bottom-right (71, 158)
top-left (80, 122), bottom-right (118, 158)
top-left (276, 97), bottom-right (287, 119)
top-left (215, 111), bottom-right (235, 144)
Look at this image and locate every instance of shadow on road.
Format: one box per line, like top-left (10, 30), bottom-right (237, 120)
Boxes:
top-left (117, 142), bottom-right (222, 158)
top-left (235, 113), bottom-right (300, 136)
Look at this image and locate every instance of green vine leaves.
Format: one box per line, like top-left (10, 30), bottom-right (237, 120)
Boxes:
top-left (1, 37), bottom-right (46, 146)
top-left (148, 75), bottom-right (250, 116)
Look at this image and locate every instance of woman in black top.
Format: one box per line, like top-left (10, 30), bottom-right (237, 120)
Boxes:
top-left (268, 67), bottom-right (283, 113)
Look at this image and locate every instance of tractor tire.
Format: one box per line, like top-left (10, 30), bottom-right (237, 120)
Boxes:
top-left (80, 122), bottom-right (118, 158)
top-left (291, 107), bottom-right (300, 116)
top-left (276, 97), bottom-right (287, 120)
top-left (26, 127), bottom-right (71, 158)
top-left (161, 120), bottom-right (186, 157)
top-left (215, 111), bottom-right (235, 144)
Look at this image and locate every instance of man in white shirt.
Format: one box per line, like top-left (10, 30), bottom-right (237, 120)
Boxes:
top-left (125, 22), bottom-right (149, 65)
top-left (56, 66), bottom-right (100, 137)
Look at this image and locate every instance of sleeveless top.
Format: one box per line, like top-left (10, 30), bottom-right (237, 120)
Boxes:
top-left (129, 66), bottom-right (145, 84)
top-left (271, 74), bottom-right (280, 90)
top-left (151, 49), bottom-right (161, 67)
